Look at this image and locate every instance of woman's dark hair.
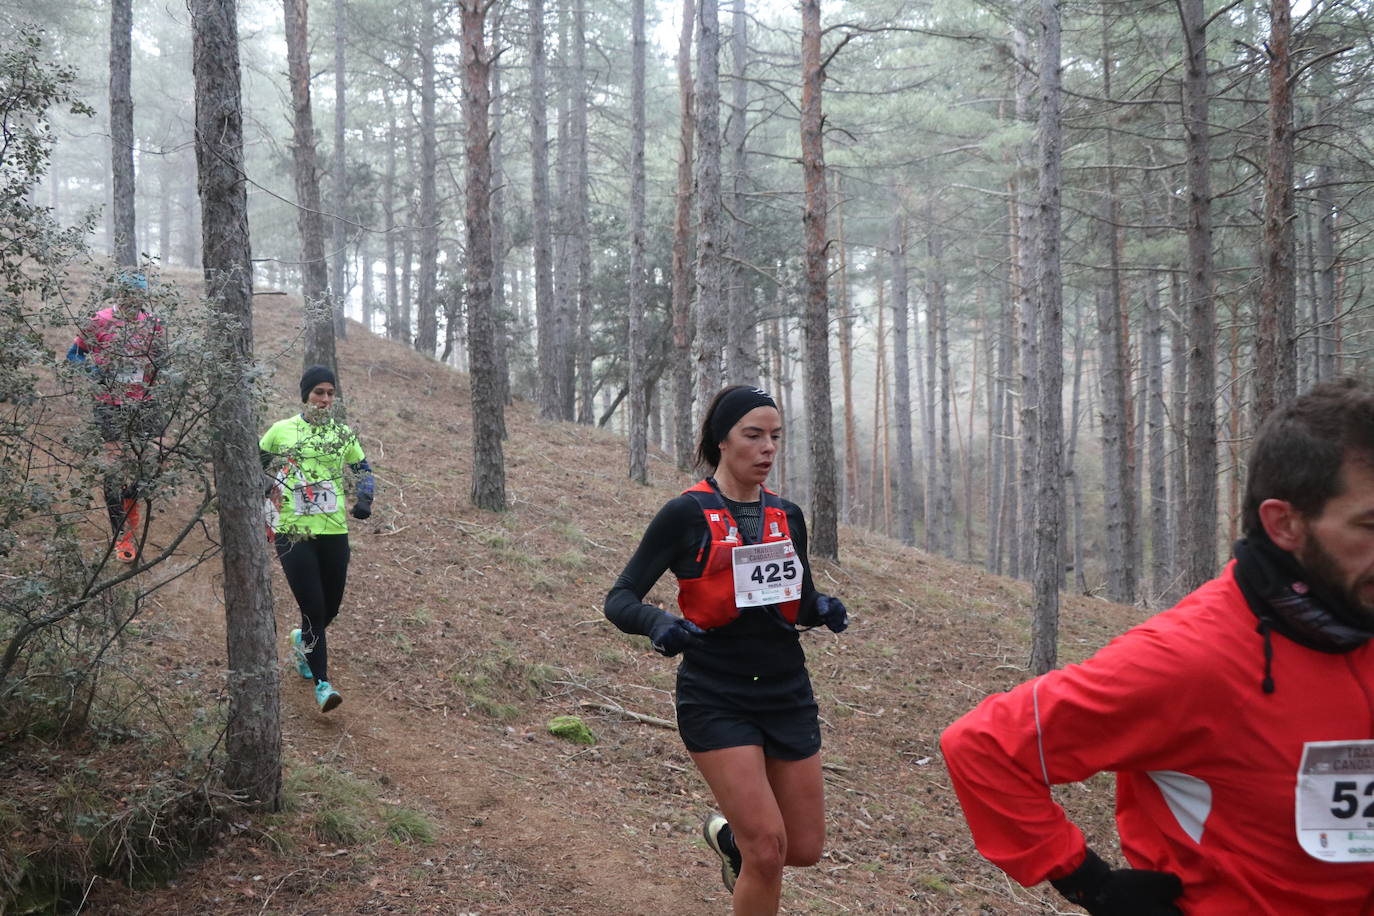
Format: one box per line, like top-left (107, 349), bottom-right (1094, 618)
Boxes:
top-left (1242, 377), bottom-right (1374, 537)
top-left (695, 384), bottom-right (778, 469)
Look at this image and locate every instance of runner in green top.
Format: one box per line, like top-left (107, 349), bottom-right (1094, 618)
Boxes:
top-left (260, 365), bottom-right (374, 712)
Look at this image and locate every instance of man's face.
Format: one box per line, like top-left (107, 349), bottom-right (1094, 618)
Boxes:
top-left (1295, 458), bottom-right (1374, 625)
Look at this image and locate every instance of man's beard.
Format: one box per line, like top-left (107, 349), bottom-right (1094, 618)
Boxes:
top-left (1298, 535), bottom-right (1374, 629)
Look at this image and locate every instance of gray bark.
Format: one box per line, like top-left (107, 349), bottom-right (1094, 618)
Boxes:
top-left (890, 212), bottom-right (915, 546)
top-left (1146, 278), bottom-right (1170, 603)
top-left (1254, 0), bottom-right (1297, 420)
top-left (671, 0), bottom-right (696, 468)
top-left (1314, 165), bottom-right (1337, 380)
top-left (1013, 20), bottom-right (1038, 582)
top-left (1030, 0), bottom-right (1063, 676)
top-left (694, 0), bottom-right (724, 406)
top-left (800, 0), bottom-right (837, 560)
top-left (414, 0), bottom-right (440, 357)
top-left (1168, 268), bottom-right (1188, 602)
top-left (1096, 8), bottom-right (1136, 602)
top-left (490, 19), bottom-right (511, 418)
top-left (1180, 0), bottom-right (1218, 591)
top-left (285, 0), bottom-right (336, 375)
top-left (627, 0), bottom-right (649, 483)
top-left (110, 0), bottom-right (136, 267)
top-left (460, 0), bottom-right (505, 510)
top-left (530, 0), bottom-right (559, 418)
top-left (190, 0), bottom-right (281, 809)
top-left (724, 0), bottom-right (757, 385)
top-left (330, 0), bottom-right (347, 339)
top-left (572, 0), bottom-right (592, 424)
top-left (383, 95), bottom-right (400, 341)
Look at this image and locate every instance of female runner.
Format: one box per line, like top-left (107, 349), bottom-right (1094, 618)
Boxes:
top-left (604, 384), bottom-right (848, 915)
top-left (260, 365), bottom-right (374, 712)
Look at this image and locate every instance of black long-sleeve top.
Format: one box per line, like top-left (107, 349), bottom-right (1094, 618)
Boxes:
top-left (604, 492), bottom-right (822, 678)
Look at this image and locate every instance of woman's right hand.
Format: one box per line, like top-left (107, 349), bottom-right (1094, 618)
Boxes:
top-left (649, 615), bottom-right (705, 657)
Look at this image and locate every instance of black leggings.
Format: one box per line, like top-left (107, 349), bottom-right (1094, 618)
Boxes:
top-left (275, 533), bottom-right (350, 682)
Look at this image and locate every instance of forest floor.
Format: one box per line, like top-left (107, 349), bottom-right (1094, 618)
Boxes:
top-left (7, 274), bottom-right (1153, 915)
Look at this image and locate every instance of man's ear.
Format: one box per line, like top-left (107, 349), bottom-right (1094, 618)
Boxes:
top-left (1259, 498), bottom-right (1306, 553)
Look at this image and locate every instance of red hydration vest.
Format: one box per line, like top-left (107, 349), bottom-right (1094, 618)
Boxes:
top-left (676, 479), bottom-right (802, 630)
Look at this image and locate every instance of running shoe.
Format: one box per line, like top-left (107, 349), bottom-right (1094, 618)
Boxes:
top-left (114, 499), bottom-right (141, 562)
top-left (703, 812), bottom-right (741, 893)
top-left (289, 628), bottom-right (313, 679)
top-left (315, 680), bottom-right (342, 713)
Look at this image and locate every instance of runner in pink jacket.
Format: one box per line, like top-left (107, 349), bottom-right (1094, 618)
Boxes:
top-left (942, 378), bottom-right (1374, 915)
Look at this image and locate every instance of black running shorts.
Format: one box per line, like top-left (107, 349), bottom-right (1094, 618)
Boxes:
top-left (675, 661), bottom-right (821, 761)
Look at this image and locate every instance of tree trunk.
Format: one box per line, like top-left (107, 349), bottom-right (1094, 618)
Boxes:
top-left (330, 0), bottom-right (347, 339)
top-left (724, 0), bottom-right (757, 385)
top-left (530, 0), bottom-right (559, 418)
top-left (1096, 6), bottom-right (1136, 603)
top-left (110, 0), bottom-right (137, 267)
top-left (190, 0), bottom-right (281, 810)
top-left (1180, 0), bottom-right (1218, 591)
top-left (932, 223), bottom-right (954, 556)
top-left (1254, 0), bottom-right (1296, 420)
top-left (987, 289), bottom-right (1008, 574)
top-left (572, 0), bottom-right (593, 424)
top-left (1146, 277), bottom-right (1170, 603)
top-left (694, 0), bottom-right (724, 407)
top-left (414, 0), bottom-right (440, 357)
top-left (1012, 20), bottom-right (1037, 581)
top-left (890, 209), bottom-right (916, 546)
top-left (489, 25), bottom-right (511, 418)
top-left (800, 0), bottom-right (837, 560)
top-left (835, 176), bottom-right (856, 521)
top-left (1030, 0), bottom-right (1063, 676)
top-left (384, 94), bottom-right (400, 341)
top-left (671, 0), bottom-right (697, 468)
top-left (460, 0), bottom-right (505, 510)
top-left (627, 0), bottom-right (649, 483)
top-left (1168, 267), bottom-right (1187, 602)
top-left (285, 0), bottom-right (337, 375)
top-left (1067, 299), bottom-right (1087, 594)
top-left (1314, 164), bottom-right (1337, 381)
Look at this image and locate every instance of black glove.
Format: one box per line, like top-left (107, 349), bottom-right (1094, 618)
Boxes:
top-left (1050, 849), bottom-right (1183, 916)
top-left (816, 595), bottom-right (848, 633)
top-left (648, 614), bottom-right (705, 657)
top-left (350, 494), bottom-right (373, 520)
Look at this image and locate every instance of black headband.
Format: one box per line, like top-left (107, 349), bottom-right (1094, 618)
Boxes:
top-left (710, 386), bottom-right (778, 445)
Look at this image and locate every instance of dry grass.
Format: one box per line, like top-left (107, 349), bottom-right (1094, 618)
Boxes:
top-left (6, 271), bottom-right (1156, 914)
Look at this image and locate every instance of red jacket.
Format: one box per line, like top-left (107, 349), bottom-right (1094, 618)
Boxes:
top-left (941, 562), bottom-right (1374, 914)
top-left (676, 480), bottom-right (802, 630)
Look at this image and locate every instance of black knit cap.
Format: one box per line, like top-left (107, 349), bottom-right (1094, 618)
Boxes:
top-left (709, 386), bottom-right (777, 445)
top-left (300, 364), bottom-right (337, 402)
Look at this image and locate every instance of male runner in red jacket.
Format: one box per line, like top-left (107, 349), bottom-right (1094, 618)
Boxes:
top-left (942, 378), bottom-right (1374, 915)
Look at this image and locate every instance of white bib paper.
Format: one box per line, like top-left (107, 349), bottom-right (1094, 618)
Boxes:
top-left (731, 538), bottom-right (802, 608)
top-left (291, 478), bottom-right (338, 516)
top-left (1295, 739), bottom-right (1374, 862)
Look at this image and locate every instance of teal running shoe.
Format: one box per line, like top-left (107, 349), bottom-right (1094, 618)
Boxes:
top-left (315, 680), bottom-right (342, 713)
top-left (289, 628), bottom-right (313, 679)
top-left (703, 813), bottom-right (741, 892)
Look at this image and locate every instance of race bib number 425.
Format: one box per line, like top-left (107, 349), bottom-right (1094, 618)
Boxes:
top-left (1296, 740), bottom-right (1374, 862)
top-left (732, 539), bottom-right (802, 608)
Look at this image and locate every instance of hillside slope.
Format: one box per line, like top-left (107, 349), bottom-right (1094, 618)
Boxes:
top-left (78, 284), bottom-right (1152, 915)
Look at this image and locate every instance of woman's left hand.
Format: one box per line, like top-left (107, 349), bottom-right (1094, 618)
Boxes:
top-left (816, 595), bottom-right (848, 633)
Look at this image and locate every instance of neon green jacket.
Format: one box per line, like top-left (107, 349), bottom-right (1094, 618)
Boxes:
top-left (260, 414), bottom-right (366, 537)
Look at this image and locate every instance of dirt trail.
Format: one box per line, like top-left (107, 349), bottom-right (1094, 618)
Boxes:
top-left (78, 289), bottom-right (1147, 915)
